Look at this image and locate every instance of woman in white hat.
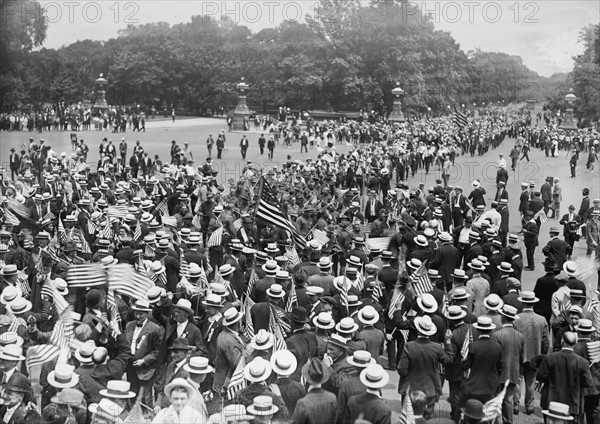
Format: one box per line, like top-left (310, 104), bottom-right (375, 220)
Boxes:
top-left (152, 378), bottom-right (205, 424)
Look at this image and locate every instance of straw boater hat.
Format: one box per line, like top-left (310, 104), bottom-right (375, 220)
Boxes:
top-left (184, 356), bottom-right (215, 374)
top-left (336, 317), bottom-right (359, 335)
top-left (302, 358), bottom-right (331, 385)
top-left (563, 261), bottom-right (577, 276)
top-left (9, 297), bottom-right (32, 315)
top-left (359, 364), bottom-right (389, 389)
top-left (48, 364), bottom-right (79, 389)
top-left (306, 286), bottom-right (324, 297)
top-left (266, 284), bottom-right (286, 298)
top-left (222, 307), bottom-right (244, 327)
top-left (147, 286), bottom-right (166, 304)
top-left (417, 293), bottom-right (438, 313)
top-left (219, 264), bottom-right (235, 277)
top-left (518, 291), bottom-right (539, 304)
top-left (131, 299), bottom-right (153, 312)
top-left (0, 344), bottom-right (25, 361)
top-left (484, 294), bottom-right (503, 311)
top-left (347, 350), bottom-right (376, 368)
top-left (244, 357), bottom-right (272, 383)
top-left (0, 331), bottom-right (23, 347)
top-left (270, 349), bottom-right (297, 376)
top-left (498, 305), bottom-right (520, 320)
top-left (407, 258), bottom-right (422, 270)
top-left (247, 396), bottom-right (279, 416)
top-left (250, 329), bottom-right (274, 351)
top-left (173, 298), bottom-right (194, 315)
top-left (99, 380), bottom-right (136, 399)
top-left (1, 285), bottom-right (22, 305)
top-left (51, 388), bottom-right (86, 410)
top-left (202, 293), bottom-right (224, 308)
top-left (473, 316), bottom-right (496, 331)
top-left (74, 341), bottom-right (97, 365)
top-left (576, 319), bottom-right (596, 334)
top-left (414, 315), bottom-right (437, 336)
top-left (445, 305), bottom-right (467, 321)
top-left (313, 312), bottom-right (335, 330)
top-left (89, 398), bottom-right (124, 422)
top-left (543, 402), bottom-right (574, 421)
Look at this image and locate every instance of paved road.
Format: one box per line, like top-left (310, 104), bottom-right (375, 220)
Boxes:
top-left (1, 116), bottom-right (599, 422)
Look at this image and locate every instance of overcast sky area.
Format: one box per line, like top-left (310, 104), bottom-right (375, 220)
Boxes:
top-left (36, 0), bottom-right (599, 77)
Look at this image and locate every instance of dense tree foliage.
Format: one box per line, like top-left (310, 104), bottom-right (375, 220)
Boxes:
top-left (1, 0), bottom-right (561, 116)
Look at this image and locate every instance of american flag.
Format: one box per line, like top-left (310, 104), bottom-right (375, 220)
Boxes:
top-left (256, 176), bottom-right (306, 250)
top-left (243, 296), bottom-right (256, 339)
top-left (180, 256), bottom-right (190, 278)
top-left (87, 220), bottom-right (98, 235)
top-left (50, 307), bottom-right (75, 350)
top-left (588, 341), bottom-right (600, 364)
top-left (534, 209), bottom-right (549, 223)
top-left (483, 380), bottom-right (510, 422)
top-left (155, 198), bottom-right (168, 216)
top-left (284, 246), bottom-right (300, 266)
top-left (409, 263), bottom-right (433, 297)
top-left (227, 356), bottom-right (247, 400)
top-left (106, 264), bottom-right (155, 301)
top-left (270, 304), bottom-right (291, 335)
top-left (192, 213), bottom-right (202, 230)
top-left (461, 326), bottom-right (473, 360)
top-left (41, 282), bottom-right (69, 314)
top-left (8, 198), bottom-right (32, 219)
top-left (370, 279), bottom-right (385, 303)
top-left (66, 263), bottom-right (107, 288)
top-left (388, 289), bottom-right (406, 319)
top-left (80, 235), bottom-right (92, 255)
top-left (285, 283), bottom-right (297, 313)
top-left (246, 268), bottom-right (259, 299)
top-left (106, 288), bottom-right (122, 334)
top-left (3, 208), bottom-right (20, 226)
top-left (399, 388), bottom-right (415, 424)
top-left (58, 216), bottom-right (67, 243)
top-left (232, 218), bottom-right (243, 232)
top-left (43, 210), bottom-right (56, 221)
top-left (207, 226), bottom-right (224, 247)
top-left (454, 106), bottom-right (469, 129)
top-left (161, 216), bottom-right (177, 227)
top-left (269, 311), bottom-right (288, 351)
top-left (107, 205), bottom-right (128, 219)
top-left (26, 344), bottom-right (61, 374)
top-left (133, 225), bottom-right (141, 241)
top-left (8, 316), bottom-right (25, 333)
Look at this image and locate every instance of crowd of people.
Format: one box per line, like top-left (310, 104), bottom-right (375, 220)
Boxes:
top-left (1, 106), bottom-right (600, 424)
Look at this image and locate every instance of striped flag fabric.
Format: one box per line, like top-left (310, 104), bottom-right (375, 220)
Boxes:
top-left (410, 263), bottom-right (433, 297)
top-left (207, 226), bottom-right (224, 247)
top-left (399, 387), bottom-right (415, 424)
top-left (161, 216), bottom-right (178, 227)
top-left (285, 283), bottom-right (297, 313)
top-left (107, 264), bottom-right (155, 301)
top-left (133, 225), bottom-right (142, 241)
top-left (243, 296), bottom-right (256, 339)
top-left (155, 198), bottom-right (168, 216)
top-left (180, 257), bottom-right (190, 278)
top-left (80, 235), bottom-right (92, 255)
top-left (43, 210), bottom-right (56, 221)
top-left (8, 316), bottom-right (24, 333)
top-left (454, 106), bottom-right (468, 129)
top-left (534, 209), bottom-right (549, 223)
top-left (246, 268), bottom-right (259, 299)
top-left (232, 218), bottom-right (243, 232)
top-left (388, 289), bottom-right (406, 319)
top-left (588, 341), bottom-right (600, 364)
top-left (461, 326), bottom-right (473, 360)
top-left (311, 229), bottom-right (330, 247)
top-left (227, 356), bottom-right (247, 400)
top-left (51, 307), bottom-right (75, 350)
top-left (284, 246), bottom-right (300, 266)
top-left (198, 267), bottom-right (210, 292)
top-left (106, 288), bottom-right (122, 334)
top-left (66, 263), bottom-right (107, 288)
top-left (7, 198), bottom-right (32, 219)
top-left (270, 305), bottom-right (291, 335)
top-left (371, 279), bottom-right (385, 302)
top-left (256, 176), bottom-right (306, 250)
top-left (3, 208), bottom-right (20, 226)
top-left (192, 214), bottom-right (202, 230)
top-left (483, 380), bottom-right (510, 422)
top-left (26, 344), bottom-right (61, 373)
top-left (269, 311), bottom-right (287, 351)
top-left (87, 220), bottom-right (98, 235)
top-left (107, 205), bottom-right (128, 219)
top-left (41, 282), bottom-right (69, 314)
top-left (58, 216), bottom-right (67, 243)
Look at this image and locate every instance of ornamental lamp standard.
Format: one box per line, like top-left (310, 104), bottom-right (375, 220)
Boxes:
top-left (233, 77), bottom-right (251, 131)
top-left (93, 73), bottom-right (109, 116)
top-left (560, 88), bottom-right (578, 130)
top-left (389, 83), bottom-right (405, 123)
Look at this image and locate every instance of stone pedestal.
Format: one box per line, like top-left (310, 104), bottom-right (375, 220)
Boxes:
top-left (389, 97), bottom-right (405, 123)
top-left (93, 74), bottom-right (109, 115)
top-left (233, 94), bottom-right (251, 131)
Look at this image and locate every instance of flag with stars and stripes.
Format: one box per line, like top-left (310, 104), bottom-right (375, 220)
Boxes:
top-left (399, 387), bottom-right (415, 424)
top-left (256, 176), bottom-right (306, 250)
top-left (409, 262), bottom-right (433, 297)
top-left (26, 344), bottom-right (61, 374)
top-left (284, 246), bottom-right (300, 266)
top-left (58, 216), bottom-right (67, 243)
top-left (461, 326), bottom-right (473, 360)
top-left (246, 268), bottom-right (259, 299)
top-left (243, 296), bottom-right (256, 340)
top-left (454, 106), bottom-right (468, 129)
top-left (66, 263), bottom-right (107, 288)
top-left (107, 264), bottom-right (155, 302)
top-left (483, 380), bottom-right (510, 422)
top-left (208, 226), bottom-right (224, 247)
top-left (285, 283), bottom-right (297, 313)
top-left (227, 356), bottom-right (247, 400)
top-left (534, 209), bottom-right (549, 223)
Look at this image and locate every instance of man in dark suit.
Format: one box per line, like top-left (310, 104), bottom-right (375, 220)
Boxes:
top-left (364, 190), bottom-right (383, 223)
top-left (337, 350), bottom-right (373, 423)
top-left (462, 316), bottom-right (503, 404)
top-left (431, 232), bottom-right (460, 291)
top-left (537, 331), bottom-right (593, 422)
top-left (378, 251), bottom-right (398, 295)
top-left (468, 181), bottom-right (486, 209)
top-left (125, 300), bottom-right (164, 405)
top-left (445, 306), bottom-right (471, 421)
top-left (200, 294), bottom-right (224, 365)
top-left (154, 338), bottom-right (192, 409)
top-left (542, 227), bottom-right (568, 271)
top-left (492, 305), bottom-right (524, 423)
top-left (292, 358), bottom-right (338, 424)
top-left (518, 183), bottom-right (530, 218)
top-left (449, 186), bottom-right (469, 228)
top-left (541, 177), bottom-right (553, 214)
top-left (522, 211), bottom-right (539, 271)
top-left (286, 306), bottom-right (318, 382)
top-left (9, 148), bottom-right (20, 180)
top-left (251, 284), bottom-right (287, 333)
top-left (560, 205), bottom-right (582, 253)
top-left (398, 315), bottom-right (454, 417)
top-left (495, 181), bottom-right (509, 202)
top-left (153, 298), bottom-right (206, 366)
top-left (573, 319), bottom-right (600, 424)
top-left (345, 364), bottom-right (392, 424)
top-left (0, 373), bottom-right (41, 424)
top-left (213, 308), bottom-right (245, 393)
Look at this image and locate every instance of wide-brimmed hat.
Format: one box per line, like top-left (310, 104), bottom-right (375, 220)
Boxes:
top-left (336, 317), bottom-right (359, 335)
top-left (468, 259), bottom-right (485, 272)
top-left (327, 333), bottom-right (348, 350)
top-left (247, 395), bottom-right (279, 416)
top-left (1, 285), bottom-right (22, 305)
top-left (563, 261), bottom-right (577, 276)
top-left (468, 231), bottom-right (481, 240)
top-left (452, 288), bottom-right (470, 302)
top-left (302, 357), bottom-right (331, 385)
top-left (543, 402), bottom-right (574, 421)
top-left (445, 305), bottom-right (467, 320)
top-left (347, 255), bottom-right (362, 267)
top-left (0, 331), bottom-right (23, 347)
top-left (3, 373), bottom-right (31, 394)
top-left (518, 291), bottom-right (539, 303)
top-left (74, 341), bottom-right (97, 364)
top-left (347, 350), bottom-right (375, 368)
top-left (1, 264), bottom-right (18, 276)
top-left (48, 364), bottom-right (79, 388)
top-left (287, 306), bottom-right (309, 324)
top-left (53, 278), bottom-right (69, 296)
top-left (358, 306), bottom-right (380, 326)
top-left (99, 380), bottom-right (136, 399)
top-left (222, 307), bottom-right (243, 326)
top-left (407, 258), bottom-right (422, 270)
top-left (211, 282), bottom-right (231, 297)
top-left (414, 235), bottom-right (428, 247)
top-left (244, 357), bottom-right (272, 383)
top-left (0, 344), bottom-right (25, 361)
top-left (164, 377), bottom-right (195, 398)
top-left (266, 283), bottom-right (285, 298)
top-left (313, 312), bottom-right (335, 330)
top-left (306, 286), bottom-right (324, 296)
top-left (250, 329), bottom-right (274, 351)
top-left (438, 232), bottom-right (453, 243)
top-left (169, 337), bottom-right (193, 351)
top-left (347, 295), bottom-right (362, 308)
top-left (262, 260), bottom-right (280, 275)
top-left (497, 262), bottom-right (514, 274)
top-left (147, 286), bottom-right (166, 304)
top-left (265, 243), bottom-right (279, 254)
top-left (484, 294), bottom-right (503, 311)
top-left (381, 250), bottom-right (396, 260)
top-left (462, 399), bottom-right (485, 420)
top-left (184, 356), bottom-right (214, 374)
top-left (417, 293), bottom-right (438, 313)
top-left (576, 319), bottom-right (596, 333)
top-left (473, 316), bottom-right (496, 331)
top-left (414, 315), bottom-right (437, 336)
top-left (318, 257), bottom-right (332, 269)
top-left (202, 293), bottom-right (224, 308)
top-left (359, 364), bottom-right (389, 389)
top-left (131, 299), bottom-right (153, 312)
top-left (173, 298), bottom-right (194, 315)
top-left (219, 264), bottom-right (235, 277)
top-left (498, 305), bottom-right (520, 320)
top-left (51, 388), bottom-right (86, 409)
top-left (9, 297), bottom-right (32, 315)
top-left (270, 349), bottom-right (297, 376)
top-left (451, 269), bottom-right (468, 280)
